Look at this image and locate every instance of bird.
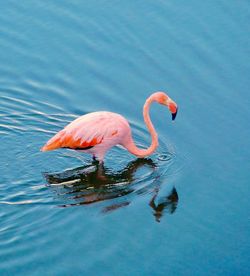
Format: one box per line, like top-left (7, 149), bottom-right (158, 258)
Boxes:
top-left (41, 91), bottom-right (178, 163)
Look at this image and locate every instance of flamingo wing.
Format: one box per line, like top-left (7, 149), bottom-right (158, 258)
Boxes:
top-left (41, 112), bottom-right (123, 152)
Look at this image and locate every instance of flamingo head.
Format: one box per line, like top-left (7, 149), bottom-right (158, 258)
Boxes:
top-left (154, 92), bottom-right (178, 120)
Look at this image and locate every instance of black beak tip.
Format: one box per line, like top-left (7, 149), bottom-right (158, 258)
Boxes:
top-left (172, 108), bottom-right (178, 120)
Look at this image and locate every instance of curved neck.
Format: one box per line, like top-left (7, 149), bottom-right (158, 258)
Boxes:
top-left (125, 96), bottom-right (159, 158)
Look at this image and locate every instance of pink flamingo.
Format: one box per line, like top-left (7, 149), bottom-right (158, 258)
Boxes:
top-left (41, 91), bottom-right (178, 162)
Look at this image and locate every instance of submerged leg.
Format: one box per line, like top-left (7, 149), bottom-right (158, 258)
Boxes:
top-left (93, 160), bottom-right (107, 181)
top-left (94, 151), bottom-right (105, 164)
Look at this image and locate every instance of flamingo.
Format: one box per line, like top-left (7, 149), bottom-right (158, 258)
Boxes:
top-left (41, 91), bottom-right (178, 162)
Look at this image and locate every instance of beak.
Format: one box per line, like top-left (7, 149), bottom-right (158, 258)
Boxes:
top-left (172, 107), bottom-right (178, 120)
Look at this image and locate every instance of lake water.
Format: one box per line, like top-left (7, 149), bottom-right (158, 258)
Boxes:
top-left (0, 1), bottom-right (249, 275)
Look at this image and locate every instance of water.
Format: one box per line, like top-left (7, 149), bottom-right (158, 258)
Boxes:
top-left (0, 1), bottom-right (249, 275)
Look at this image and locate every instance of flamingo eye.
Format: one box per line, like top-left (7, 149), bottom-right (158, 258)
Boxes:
top-left (159, 95), bottom-right (168, 105)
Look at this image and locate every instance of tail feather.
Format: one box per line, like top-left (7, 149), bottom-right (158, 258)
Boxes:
top-left (40, 132), bottom-right (64, 151)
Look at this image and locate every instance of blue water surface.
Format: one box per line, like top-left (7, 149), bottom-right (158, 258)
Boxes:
top-left (0, 1), bottom-right (249, 275)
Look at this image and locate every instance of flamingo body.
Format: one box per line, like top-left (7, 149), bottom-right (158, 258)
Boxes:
top-left (41, 111), bottom-right (131, 161)
top-left (41, 92), bottom-right (178, 162)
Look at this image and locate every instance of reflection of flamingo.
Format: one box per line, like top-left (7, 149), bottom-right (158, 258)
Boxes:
top-left (41, 92), bottom-right (178, 162)
top-left (44, 158), bottom-right (179, 222)
top-left (44, 158), bottom-right (156, 207)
